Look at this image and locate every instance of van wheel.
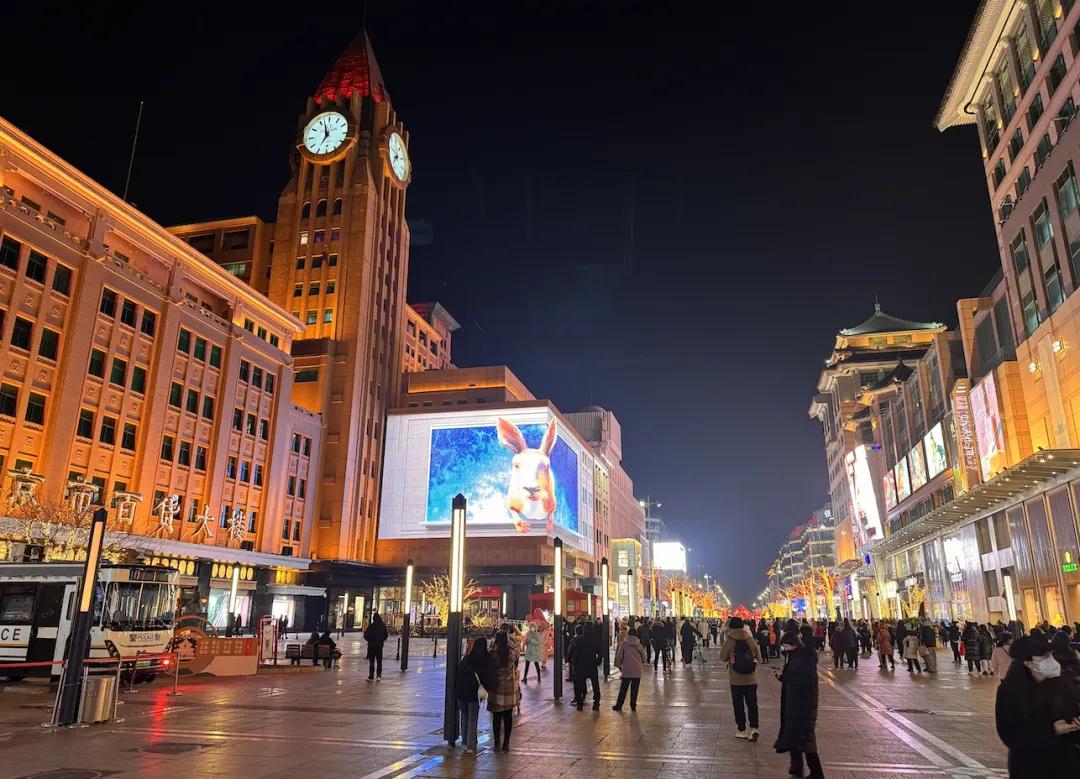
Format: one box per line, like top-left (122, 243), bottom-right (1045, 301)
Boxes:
top-left (142, 673), bottom-right (156, 683)
top-left (3, 674), bottom-right (25, 682)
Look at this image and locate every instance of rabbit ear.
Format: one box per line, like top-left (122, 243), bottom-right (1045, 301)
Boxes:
top-left (497, 418), bottom-right (527, 454)
top-left (539, 419), bottom-right (557, 455)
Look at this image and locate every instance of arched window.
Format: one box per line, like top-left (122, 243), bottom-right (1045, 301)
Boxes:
top-left (333, 198), bottom-right (342, 216)
top-left (316, 199), bottom-right (327, 218)
top-left (301, 202), bottom-right (311, 219)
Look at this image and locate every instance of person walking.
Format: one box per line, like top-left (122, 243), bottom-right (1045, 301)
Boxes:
top-left (774, 630), bottom-right (824, 779)
top-left (948, 621), bottom-right (962, 665)
top-left (979, 625), bottom-right (996, 676)
top-left (756, 620), bottom-right (772, 667)
top-left (363, 611), bottom-right (388, 681)
top-left (920, 621), bottom-right (938, 674)
top-left (876, 622), bottom-right (895, 670)
top-left (651, 617), bottom-right (668, 673)
top-left (962, 622), bottom-right (981, 673)
top-left (664, 617), bottom-right (677, 667)
top-left (830, 619), bottom-right (852, 669)
top-left (902, 626), bottom-right (922, 673)
top-left (522, 622), bottom-right (543, 683)
top-left (991, 631), bottom-right (1014, 680)
top-left (679, 616), bottom-right (699, 666)
top-left (456, 637), bottom-right (495, 754)
top-left (842, 620), bottom-right (859, 670)
top-left (638, 619), bottom-right (653, 664)
top-left (719, 617), bottom-right (763, 741)
top-left (995, 635), bottom-right (1080, 777)
top-left (711, 620), bottom-right (719, 647)
top-left (488, 630), bottom-right (519, 752)
top-left (612, 627), bottom-right (647, 711)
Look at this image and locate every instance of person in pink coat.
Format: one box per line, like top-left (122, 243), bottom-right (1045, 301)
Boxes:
top-left (612, 627), bottom-right (647, 711)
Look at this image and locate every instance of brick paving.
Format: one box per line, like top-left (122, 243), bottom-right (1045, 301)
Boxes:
top-left (0, 638), bottom-right (1007, 778)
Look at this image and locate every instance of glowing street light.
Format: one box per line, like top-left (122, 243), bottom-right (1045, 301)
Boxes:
top-left (58, 507), bottom-right (107, 725)
top-left (601, 556), bottom-right (611, 679)
top-left (401, 558), bottom-right (414, 671)
top-left (553, 537), bottom-right (564, 701)
top-left (443, 494), bottom-right (467, 745)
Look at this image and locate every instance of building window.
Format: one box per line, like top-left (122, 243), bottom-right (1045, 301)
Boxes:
top-left (1034, 199), bottom-right (1054, 246)
top-left (169, 382), bottom-right (182, 408)
top-left (299, 231), bottom-right (309, 246)
top-left (232, 408), bottom-right (243, 430)
top-left (296, 368), bottom-right (318, 383)
top-left (239, 461), bottom-right (251, 483)
top-left (177, 328), bottom-right (191, 353)
top-left (0, 383), bottom-right (17, 417)
top-left (248, 511), bottom-right (257, 533)
top-left (38, 328), bottom-right (59, 360)
top-left (121, 423), bottom-right (137, 451)
top-left (188, 234), bottom-right (215, 252)
top-left (333, 198), bottom-right (342, 216)
top-left (313, 230), bottom-right (325, 245)
top-left (185, 388), bottom-right (198, 414)
top-left (992, 159), bottom-right (1007, 188)
top-left (195, 445), bottom-right (207, 470)
top-left (26, 251), bottom-right (47, 283)
top-left (1035, 134), bottom-right (1053, 170)
top-left (308, 282), bottom-right (320, 296)
top-left (99, 416), bottom-right (116, 446)
top-left (269, 334), bottom-right (280, 348)
top-left (243, 318), bottom-right (254, 333)
top-left (253, 464), bottom-right (263, 487)
top-left (226, 456), bottom-right (237, 479)
top-left (222, 230), bottom-right (250, 250)
top-left (109, 358), bottom-right (127, 387)
top-left (0, 236), bottom-right (20, 270)
top-left (301, 202), bottom-right (311, 219)
top-left (1049, 54), bottom-right (1068, 94)
top-left (120, 299), bottom-right (136, 327)
top-left (209, 344), bottom-right (222, 368)
top-left (259, 419), bottom-right (269, 440)
top-left (265, 374), bottom-right (275, 394)
top-left (1008, 128), bottom-right (1024, 163)
top-left (246, 413), bottom-right (256, 436)
top-left (316, 199), bottom-right (327, 218)
top-left (1027, 93), bottom-right (1044, 131)
top-left (328, 253), bottom-right (338, 267)
top-left (326, 280), bottom-right (336, 295)
top-left (77, 409), bottom-right (94, 438)
top-left (52, 264), bottom-right (71, 295)
top-left (140, 310), bottom-right (156, 337)
top-left (239, 360), bottom-right (250, 382)
top-left (287, 475), bottom-right (296, 496)
top-left (291, 433), bottom-right (301, 453)
top-left (88, 349), bottom-right (106, 378)
top-left (282, 519), bottom-right (291, 541)
top-left (194, 336), bottom-right (207, 361)
top-left (1017, 167), bottom-right (1033, 196)
top-left (100, 289), bottom-right (117, 317)
top-left (177, 441), bottom-right (191, 467)
top-left (298, 479), bottom-right (306, 499)
top-left (293, 283), bottom-right (303, 297)
top-left (25, 392), bottom-right (48, 425)
top-left (160, 435), bottom-right (174, 461)
top-left (252, 366), bottom-right (263, 388)
top-left (131, 365), bottom-right (147, 394)
top-left (10, 317), bottom-right (32, 350)
top-left (201, 395), bottom-right (215, 420)
top-left (323, 309), bottom-right (333, 323)
top-left (330, 228), bottom-right (340, 242)
top-left (303, 437), bottom-right (312, 456)
top-left (305, 310), bottom-right (317, 325)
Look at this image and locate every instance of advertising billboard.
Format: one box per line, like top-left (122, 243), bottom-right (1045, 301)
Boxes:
top-left (909, 442), bottom-right (927, 492)
top-left (883, 471), bottom-right (897, 511)
top-left (894, 457), bottom-right (911, 502)
top-left (971, 374), bottom-right (1006, 482)
top-left (378, 407), bottom-right (594, 552)
top-left (923, 422), bottom-right (947, 479)
top-left (845, 445), bottom-right (884, 546)
top-left (652, 541), bottom-right (687, 572)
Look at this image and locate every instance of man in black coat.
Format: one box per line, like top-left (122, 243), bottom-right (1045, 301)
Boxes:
top-left (774, 630), bottom-right (823, 779)
top-left (363, 612), bottom-right (388, 680)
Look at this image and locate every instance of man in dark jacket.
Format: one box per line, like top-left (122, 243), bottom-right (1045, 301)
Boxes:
top-left (651, 618), bottom-right (669, 673)
top-left (774, 630), bottom-right (823, 779)
top-left (638, 620), bottom-right (653, 664)
top-left (920, 621), bottom-right (938, 673)
top-left (568, 624), bottom-right (602, 710)
top-left (948, 621), bottom-right (962, 664)
top-left (363, 612), bottom-right (388, 680)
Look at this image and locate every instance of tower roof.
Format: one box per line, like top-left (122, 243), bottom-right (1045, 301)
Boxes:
top-left (839, 303), bottom-right (943, 336)
top-left (314, 32), bottom-right (387, 106)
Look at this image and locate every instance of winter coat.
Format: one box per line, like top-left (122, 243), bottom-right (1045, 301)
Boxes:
top-left (637, 623), bottom-right (652, 646)
top-left (947, 623), bottom-right (961, 643)
top-left (524, 629), bottom-right (543, 662)
top-left (920, 624), bottom-right (937, 649)
top-left (962, 626), bottom-right (980, 656)
top-left (830, 626), bottom-right (855, 653)
top-left (651, 620), bottom-right (667, 651)
top-left (902, 634), bottom-right (921, 660)
top-left (979, 633), bottom-right (994, 661)
top-left (990, 646), bottom-right (1012, 679)
top-left (876, 627), bottom-right (893, 654)
top-left (679, 619), bottom-right (699, 646)
top-left (456, 653), bottom-right (496, 702)
top-left (614, 634), bottom-right (647, 678)
top-left (718, 627), bottom-right (762, 686)
top-left (774, 645), bottom-right (818, 754)
top-left (363, 617), bottom-right (388, 658)
top-left (568, 634), bottom-right (601, 678)
top-left (995, 662), bottom-right (1080, 778)
top-left (487, 645), bottom-right (520, 713)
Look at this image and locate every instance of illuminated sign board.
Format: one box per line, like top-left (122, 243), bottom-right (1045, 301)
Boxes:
top-left (652, 541), bottom-right (687, 573)
top-left (951, 380), bottom-right (981, 492)
top-left (923, 422), bottom-right (947, 479)
top-left (883, 471), bottom-right (897, 511)
top-left (894, 457), bottom-right (911, 502)
top-left (971, 374), bottom-right (1007, 482)
top-left (1063, 563), bottom-right (1079, 573)
top-left (909, 442), bottom-right (927, 492)
top-left (845, 445), bottom-right (883, 544)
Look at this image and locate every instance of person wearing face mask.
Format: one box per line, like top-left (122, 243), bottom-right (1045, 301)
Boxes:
top-left (995, 636), bottom-right (1080, 777)
top-left (774, 631), bottom-right (823, 779)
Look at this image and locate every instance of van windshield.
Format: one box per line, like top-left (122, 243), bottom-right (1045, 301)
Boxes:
top-left (100, 581), bottom-right (176, 630)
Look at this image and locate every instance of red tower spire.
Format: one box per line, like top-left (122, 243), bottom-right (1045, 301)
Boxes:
top-left (314, 32), bottom-right (387, 106)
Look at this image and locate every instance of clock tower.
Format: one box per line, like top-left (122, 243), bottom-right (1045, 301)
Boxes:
top-left (266, 33), bottom-right (410, 562)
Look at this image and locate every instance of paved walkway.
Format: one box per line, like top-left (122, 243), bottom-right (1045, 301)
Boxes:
top-left (0, 638), bottom-right (1007, 778)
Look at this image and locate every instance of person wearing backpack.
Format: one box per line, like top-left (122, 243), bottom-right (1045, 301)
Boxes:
top-left (719, 616), bottom-right (763, 741)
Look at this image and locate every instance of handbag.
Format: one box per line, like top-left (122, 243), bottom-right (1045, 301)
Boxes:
top-left (475, 673), bottom-right (488, 701)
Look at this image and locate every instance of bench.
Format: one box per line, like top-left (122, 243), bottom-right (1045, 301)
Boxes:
top-left (287, 643), bottom-right (337, 667)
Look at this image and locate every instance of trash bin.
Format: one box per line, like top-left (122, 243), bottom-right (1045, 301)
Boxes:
top-left (79, 674), bottom-right (116, 724)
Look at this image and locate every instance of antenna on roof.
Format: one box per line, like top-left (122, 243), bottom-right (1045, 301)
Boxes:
top-left (874, 293), bottom-right (881, 312)
top-left (122, 101), bottom-right (144, 202)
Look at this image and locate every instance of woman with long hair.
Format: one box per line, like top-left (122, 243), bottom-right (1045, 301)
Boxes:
top-left (488, 630), bottom-right (519, 752)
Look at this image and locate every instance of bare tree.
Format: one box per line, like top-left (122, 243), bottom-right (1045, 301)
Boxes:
top-left (419, 572), bottom-right (481, 625)
top-left (4, 498), bottom-right (130, 562)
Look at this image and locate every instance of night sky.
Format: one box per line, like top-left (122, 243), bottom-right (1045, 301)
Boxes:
top-left (5, 2), bottom-right (995, 605)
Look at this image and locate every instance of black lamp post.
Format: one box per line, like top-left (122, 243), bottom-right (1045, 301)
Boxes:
top-left (552, 537), bottom-right (563, 701)
top-left (57, 507), bottom-right (107, 726)
top-left (401, 558), bottom-right (413, 672)
top-left (601, 556), bottom-right (610, 680)
top-left (443, 495), bottom-right (467, 745)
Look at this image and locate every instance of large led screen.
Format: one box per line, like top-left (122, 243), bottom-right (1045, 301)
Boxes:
top-left (845, 445), bottom-right (883, 545)
top-left (923, 423), bottom-right (947, 479)
top-left (894, 457), bottom-right (911, 502)
top-left (652, 541), bottom-right (687, 572)
top-left (971, 375), bottom-right (1006, 481)
top-left (883, 471), bottom-right (897, 511)
top-left (909, 442), bottom-right (928, 492)
top-left (426, 419), bottom-right (579, 533)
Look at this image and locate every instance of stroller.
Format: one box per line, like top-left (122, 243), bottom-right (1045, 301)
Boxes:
top-left (693, 640), bottom-right (707, 668)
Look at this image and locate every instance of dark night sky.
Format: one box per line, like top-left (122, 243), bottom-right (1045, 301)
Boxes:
top-left (4, 2), bottom-right (996, 605)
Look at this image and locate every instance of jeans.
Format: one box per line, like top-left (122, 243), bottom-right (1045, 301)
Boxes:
top-left (950, 641), bottom-right (961, 663)
top-left (491, 709), bottom-right (512, 747)
top-left (644, 643), bottom-right (652, 663)
top-left (731, 684), bottom-right (758, 730)
top-left (522, 660), bottom-right (541, 682)
top-left (457, 700), bottom-right (479, 750)
top-left (653, 644), bottom-right (668, 671)
top-left (790, 750), bottom-right (824, 779)
top-left (614, 677), bottom-right (640, 709)
top-left (368, 646), bottom-right (383, 678)
top-left (878, 652), bottom-right (894, 669)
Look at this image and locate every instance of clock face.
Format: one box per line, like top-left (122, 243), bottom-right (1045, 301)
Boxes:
top-left (303, 111), bottom-right (349, 156)
top-left (387, 132), bottom-right (410, 181)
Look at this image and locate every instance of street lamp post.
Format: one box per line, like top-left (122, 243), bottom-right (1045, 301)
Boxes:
top-left (443, 494), bottom-right (467, 745)
top-left (553, 537), bottom-right (564, 701)
top-left (57, 507), bottom-right (108, 726)
top-left (601, 556), bottom-right (610, 680)
top-left (401, 559), bottom-right (413, 672)
top-left (627, 568), bottom-right (634, 618)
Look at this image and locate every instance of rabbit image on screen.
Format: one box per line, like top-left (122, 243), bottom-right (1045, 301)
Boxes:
top-left (496, 417), bottom-right (558, 533)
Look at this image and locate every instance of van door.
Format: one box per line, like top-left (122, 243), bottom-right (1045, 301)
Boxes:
top-left (27, 584), bottom-right (66, 667)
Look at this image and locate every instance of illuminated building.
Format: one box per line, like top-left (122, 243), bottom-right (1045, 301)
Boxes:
top-left (0, 118), bottom-right (323, 629)
top-left (171, 34), bottom-right (411, 598)
top-left (403, 302), bottom-right (459, 373)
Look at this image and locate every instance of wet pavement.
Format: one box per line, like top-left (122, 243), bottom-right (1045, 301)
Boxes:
top-left (0, 636), bottom-right (1007, 778)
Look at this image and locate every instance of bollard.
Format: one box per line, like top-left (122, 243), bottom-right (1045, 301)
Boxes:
top-left (167, 653), bottom-right (182, 697)
top-left (395, 636), bottom-right (401, 661)
top-left (432, 634), bottom-right (438, 658)
top-left (126, 652), bottom-right (141, 694)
